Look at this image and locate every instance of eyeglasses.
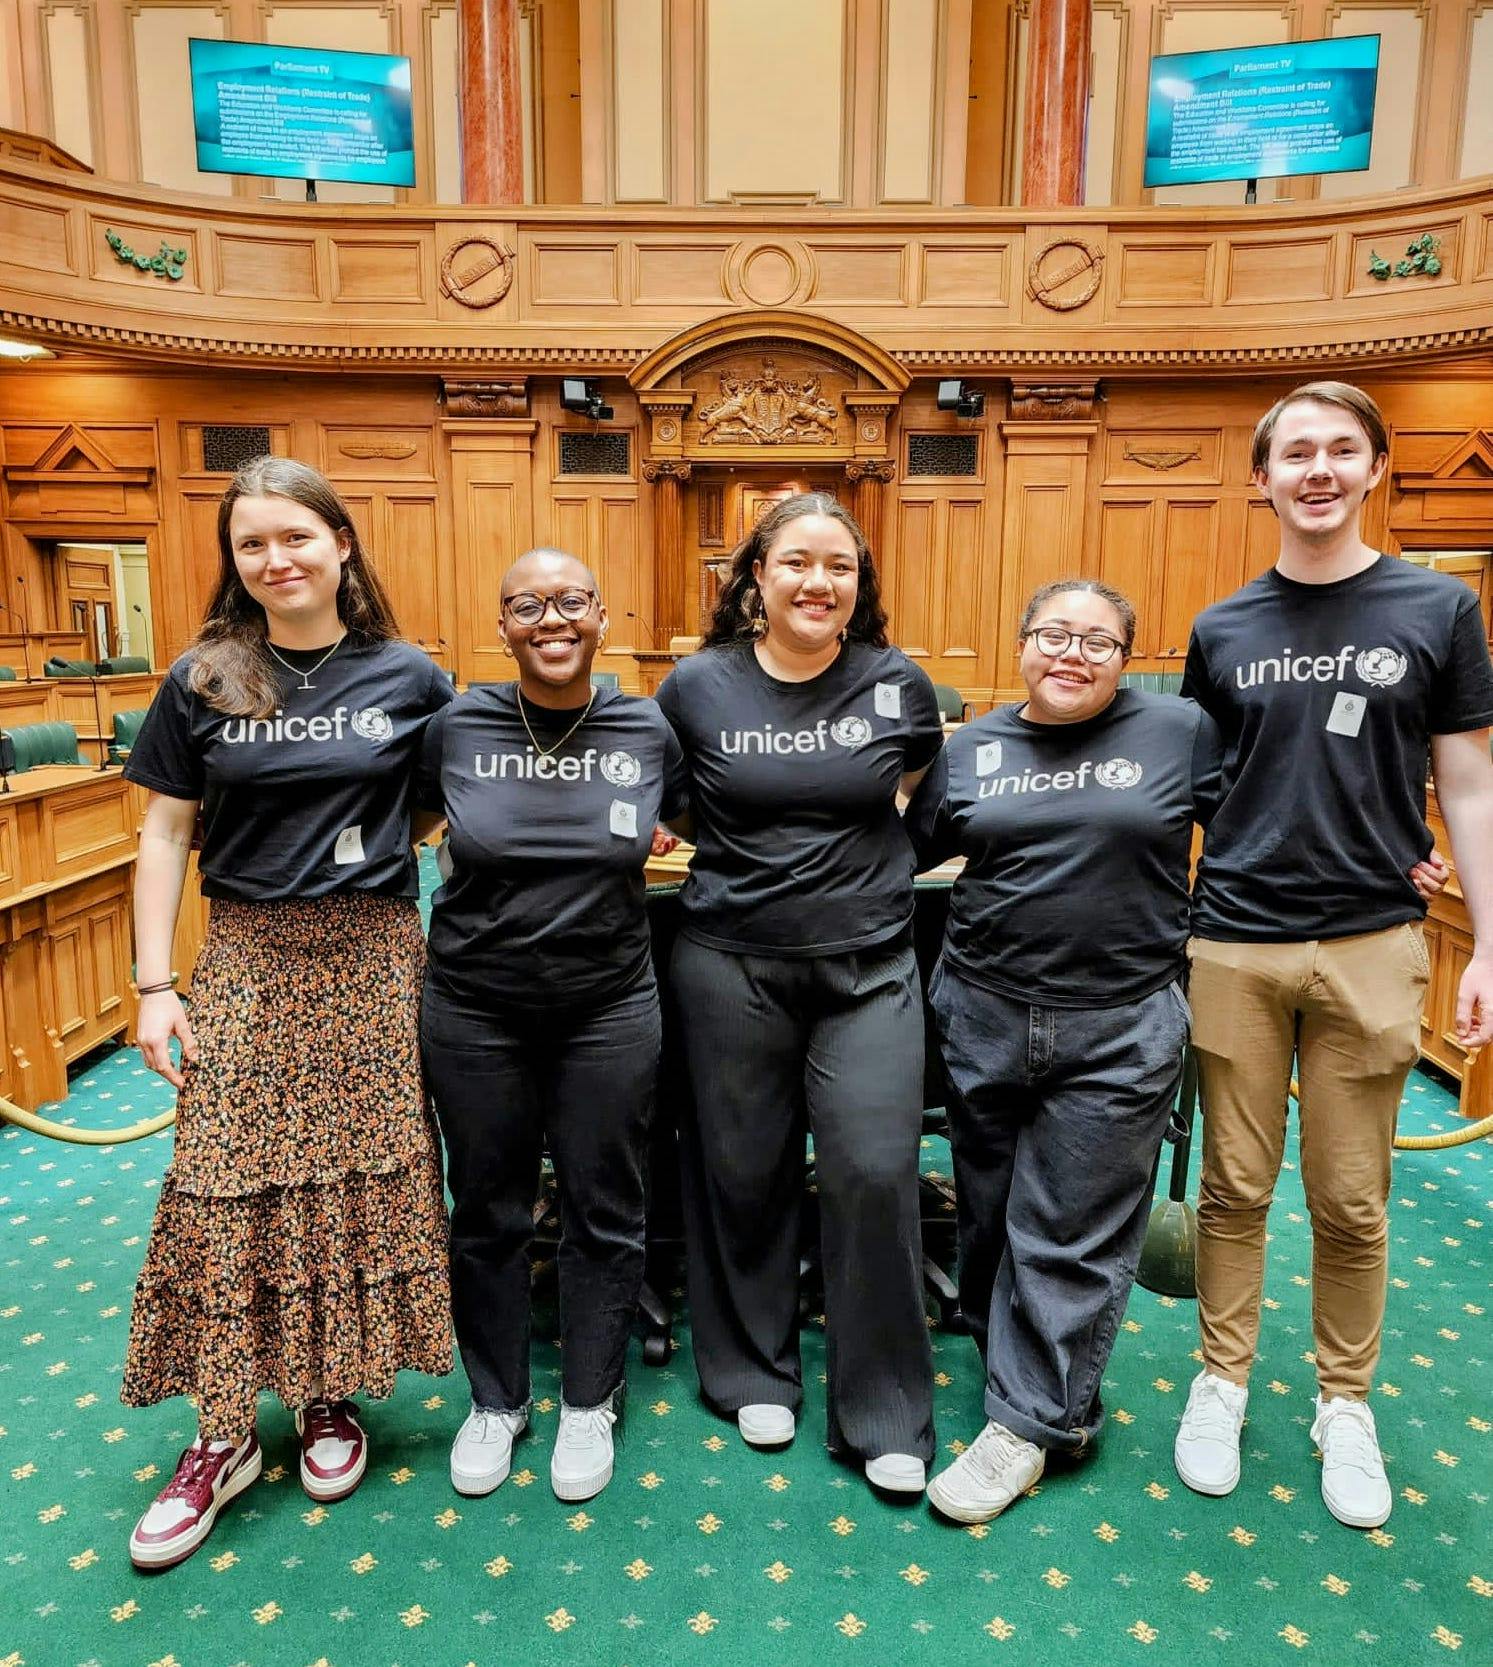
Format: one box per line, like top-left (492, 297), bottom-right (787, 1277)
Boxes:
top-left (502, 588), bottom-right (598, 627)
top-left (1021, 626), bottom-right (1125, 664)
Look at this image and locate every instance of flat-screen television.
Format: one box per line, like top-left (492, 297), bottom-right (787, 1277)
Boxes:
top-left (1144, 34), bottom-right (1380, 189)
top-left (188, 38), bottom-right (415, 187)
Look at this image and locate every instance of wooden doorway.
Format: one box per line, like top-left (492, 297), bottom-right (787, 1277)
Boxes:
top-left (686, 468), bottom-right (845, 638)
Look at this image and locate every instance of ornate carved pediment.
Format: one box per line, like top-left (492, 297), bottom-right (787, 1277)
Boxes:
top-left (1399, 430), bottom-right (1493, 484)
top-left (2, 424), bottom-right (155, 517)
top-left (693, 356), bottom-right (839, 446)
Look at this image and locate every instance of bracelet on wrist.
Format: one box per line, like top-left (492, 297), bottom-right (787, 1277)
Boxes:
top-left (135, 978), bottom-right (178, 996)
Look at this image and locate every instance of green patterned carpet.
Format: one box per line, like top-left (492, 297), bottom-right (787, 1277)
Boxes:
top-left (3, 1053), bottom-right (1490, 1667)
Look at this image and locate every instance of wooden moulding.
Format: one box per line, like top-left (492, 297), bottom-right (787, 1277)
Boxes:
top-left (0, 162), bottom-right (1491, 371)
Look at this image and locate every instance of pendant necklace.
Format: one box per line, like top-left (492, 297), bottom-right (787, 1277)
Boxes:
top-left (266, 632), bottom-right (346, 691)
top-left (518, 686), bottom-right (595, 757)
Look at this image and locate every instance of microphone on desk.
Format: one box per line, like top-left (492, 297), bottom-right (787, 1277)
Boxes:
top-left (626, 610), bottom-right (660, 649)
top-left (0, 591), bottom-right (36, 681)
top-left (131, 603), bottom-right (154, 667)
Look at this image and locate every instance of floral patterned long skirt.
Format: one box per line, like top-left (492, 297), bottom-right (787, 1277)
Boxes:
top-left (121, 893), bottom-right (452, 1439)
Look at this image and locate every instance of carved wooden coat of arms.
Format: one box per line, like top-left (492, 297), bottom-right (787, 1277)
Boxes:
top-left (697, 358), bottom-right (839, 444)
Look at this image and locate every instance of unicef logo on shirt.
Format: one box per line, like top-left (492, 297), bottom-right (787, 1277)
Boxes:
top-left (600, 750), bottom-right (643, 789)
top-left (350, 707), bottom-right (394, 743)
top-left (830, 715), bottom-right (873, 749)
top-left (1094, 756), bottom-right (1143, 791)
top-left (1354, 646), bottom-right (1408, 687)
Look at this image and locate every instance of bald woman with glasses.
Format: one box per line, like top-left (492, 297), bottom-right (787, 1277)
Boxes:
top-left (416, 549), bottom-right (687, 1506)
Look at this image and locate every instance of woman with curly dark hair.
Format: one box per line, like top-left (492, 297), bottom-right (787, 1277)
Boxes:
top-left (655, 492), bottom-right (943, 1494)
top-left (120, 457), bottom-right (453, 1569)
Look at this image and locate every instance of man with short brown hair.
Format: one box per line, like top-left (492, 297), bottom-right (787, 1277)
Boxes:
top-left (1174, 381), bottom-right (1493, 1529)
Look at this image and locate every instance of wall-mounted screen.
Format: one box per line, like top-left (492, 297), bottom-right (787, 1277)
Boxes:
top-left (1144, 34), bottom-right (1380, 188)
top-left (188, 38), bottom-right (415, 187)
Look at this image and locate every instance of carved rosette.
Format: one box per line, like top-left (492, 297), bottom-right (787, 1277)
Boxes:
top-left (442, 379), bottom-right (529, 418)
top-left (439, 236), bottom-right (516, 309)
top-left (1008, 382), bottom-right (1098, 422)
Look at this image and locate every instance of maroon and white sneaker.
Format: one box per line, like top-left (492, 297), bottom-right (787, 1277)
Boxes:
top-left (128, 1431), bottom-right (261, 1571)
top-left (295, 1399), bottom-right (367, 1502)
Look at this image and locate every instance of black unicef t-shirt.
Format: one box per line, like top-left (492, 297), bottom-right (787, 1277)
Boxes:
top-left (1184, 555), bottom-right (1493, 941)
top-left (124, 639), bottom-right (453, 903)
top-left (654, 642), bottom-right (944, 956)
top-left (907, 691), bottom-right (1222, 1007)
top-left (415, 685), bottom-right (688, 1009)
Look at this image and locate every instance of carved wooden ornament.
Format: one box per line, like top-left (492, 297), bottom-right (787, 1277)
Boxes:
top-left (1026, 240), bottom-right (1105, 312)
top-left (439, 237), bottom-right (516, 309)
top-left (697, 358), bottom-right (839, 445)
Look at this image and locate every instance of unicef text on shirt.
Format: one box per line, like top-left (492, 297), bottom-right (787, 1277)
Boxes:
top-left (473, 746), bottom-right (643, 785)
top-left (1232, 645), bottom-right (1409, 690)
top-left (219, 707), bottom-right (393, 744)
top-left (719, 717), bottom-right (872, 755)
top-left (977, 758), bottom-right (1143, 799)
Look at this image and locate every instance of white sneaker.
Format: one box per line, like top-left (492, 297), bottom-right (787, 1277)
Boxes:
top-left (865, 1452), bottom-right (926, 1494)
top-left (926, 1420), bottom-right (1044, 1524)
top-left (450, 1404), bottom-right (528, 1496)
top-left (738, 1403), bottom-right (795, 1447)
top-left (1174, 1370), bottom-right (1248, 1496)
top-left (1312, 1395), bottom-right (1391, 1529)
top-left (551, 1401), bottom-right (617, 1502)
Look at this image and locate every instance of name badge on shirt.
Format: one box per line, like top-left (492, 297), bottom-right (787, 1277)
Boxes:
top-left (609, 799), bottom-right (638, 839)
top-left (334, 825), bottom-right (366, 865)
top-left (874, 681), bottom-right (901, 720)
top-left (1325, 691), bottom-right (1366, 737)
top-left (976, 740), bottom-right (1002, 776)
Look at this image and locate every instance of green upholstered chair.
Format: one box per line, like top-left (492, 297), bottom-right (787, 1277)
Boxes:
top-left (589, 671), bottom-right (621, 690)
top-left (43, 657), bottom-right (98, 677)
top-left (0, 665), bottom-right (15, 681)
top-left (109, 708), bottom-right (150, 764)
top-left (99, 655), bottom-right (151, 676)
top-left (931, 682), bottom-right (972, 723)
top-left (5, 721), bottom-right (86, 772)
top-left (1119, 671), bottom-right (1186, 695)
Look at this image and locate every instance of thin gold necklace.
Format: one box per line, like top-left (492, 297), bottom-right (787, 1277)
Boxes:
top-left (518, 685), bottom-right (595, 757)
top-left (265, 631), bottom-right (346, 691)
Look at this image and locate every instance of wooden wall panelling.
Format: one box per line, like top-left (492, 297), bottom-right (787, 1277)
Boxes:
top-left (445, 420), bottom-right (538, 685)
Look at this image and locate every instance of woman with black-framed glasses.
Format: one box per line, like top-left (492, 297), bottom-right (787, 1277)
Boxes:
top-left (907, 576), bottom-right (1224, 1525)
top-left (415, 547), bottom-right (687, 1505)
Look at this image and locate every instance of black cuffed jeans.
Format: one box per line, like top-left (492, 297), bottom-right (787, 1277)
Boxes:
top-left (420, 973), bottom-right (661, 1412)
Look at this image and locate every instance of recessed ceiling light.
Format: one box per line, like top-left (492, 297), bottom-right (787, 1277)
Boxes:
top-left (0, 338), bottom-right (56, 361)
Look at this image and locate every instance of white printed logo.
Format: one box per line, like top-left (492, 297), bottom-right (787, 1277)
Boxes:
top-left (830, 715), bottom-right (873, 749)
top-left (600, 749), bottom-right (642, 789)
top-left (976, 740), bottom-right (1002, 776)
top-left (351, 707), bottom-right (393, 742)
top-left (1094, 756), bottom-right (1143, 791)
top-left (1354, 646), bottom-right (1408, 687)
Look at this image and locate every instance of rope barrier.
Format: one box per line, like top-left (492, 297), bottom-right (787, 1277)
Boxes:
top-left (0, 1095), bottom-right (175, 1145)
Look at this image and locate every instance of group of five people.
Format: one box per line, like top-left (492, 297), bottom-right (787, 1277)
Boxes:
top-left (117, 381), bottom-right (1493, 1570)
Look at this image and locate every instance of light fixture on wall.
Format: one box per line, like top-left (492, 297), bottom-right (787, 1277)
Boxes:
top-left (560, 377), bottom-right (613, 421)
top-left (936, 378), bottom-right (984, 419)
top-left (0, 338), bottom-right (55, 362)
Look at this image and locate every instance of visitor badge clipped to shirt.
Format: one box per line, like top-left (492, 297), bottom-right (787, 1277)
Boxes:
top-left (609, 799), bottom-right (638, 839)
top-left (976, 740), bottom-right (1002, 776)
top-left (334, 825), bottom-right (366, 865)
top-left (874, 681), bottom-right (901, 720)
top-left (1325, 691), bottom-right (1366, 737)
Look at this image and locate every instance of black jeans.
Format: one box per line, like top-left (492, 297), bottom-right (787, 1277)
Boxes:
top-left (420, 974), bottom-right (662, 1411)
top-left (671, 932), bottom-right (934, 1463)
top-left (931, 961), bottom-right (1189, 1453)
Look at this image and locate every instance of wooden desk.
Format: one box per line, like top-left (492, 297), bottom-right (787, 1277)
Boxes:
top-left (0, 764), bottom-right (205, 1110)
top-left (0, 673), bottom-right (163, 764)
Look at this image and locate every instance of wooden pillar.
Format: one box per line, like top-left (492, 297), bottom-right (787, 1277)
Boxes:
top-left (1021, 0), bottom-right (1091, 206)
top-left (641, 460), bottom-right (693, 644)
top-left (458, 0), bottom-right (524, 204)
top-left (844, 459), bottom-right (896, 553)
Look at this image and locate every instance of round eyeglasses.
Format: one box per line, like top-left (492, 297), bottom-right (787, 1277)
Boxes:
top-left (502, 588), bottom-right (598, 627)
top-left (1021, 626), bottom-right (1124, 664)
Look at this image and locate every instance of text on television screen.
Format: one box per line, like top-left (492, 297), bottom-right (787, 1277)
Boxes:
top-left (1144, 34), bottom-right (1380, 189)
top-left (188, 38), bottom-right (415, 187)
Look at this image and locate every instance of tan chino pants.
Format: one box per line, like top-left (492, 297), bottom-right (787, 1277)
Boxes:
top-left (1187, 924), bottom-right (1429, 1400)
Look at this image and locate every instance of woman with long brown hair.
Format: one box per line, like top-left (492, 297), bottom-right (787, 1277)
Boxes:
top-left (655, 492), bottom-right (943, 1494)
top-left (120, 456), bottom-right (453, 1570)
